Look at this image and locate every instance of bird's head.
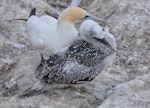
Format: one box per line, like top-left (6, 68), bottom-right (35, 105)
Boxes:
top-left (80, 20), bottom-right (116, 52)
top-left (58, 7), bottom-right (105, 24)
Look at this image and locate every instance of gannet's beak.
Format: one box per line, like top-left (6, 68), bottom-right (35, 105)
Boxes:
top-left (93, 37), bottom-right (115, 52)
top-left (84, 15), bottom-right (106, 23)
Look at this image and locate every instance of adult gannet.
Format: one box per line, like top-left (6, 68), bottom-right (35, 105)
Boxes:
top-left (28, 7), bottom-right (104, 59)
top-left (19, 20), bottom-right (116, 97)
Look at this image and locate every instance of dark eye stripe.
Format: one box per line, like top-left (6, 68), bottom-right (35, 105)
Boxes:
top-left (84, 15), bottom-right (89, 19)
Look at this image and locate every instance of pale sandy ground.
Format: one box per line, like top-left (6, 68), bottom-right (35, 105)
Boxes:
top-left (0, 0), bottom-right (150, 108)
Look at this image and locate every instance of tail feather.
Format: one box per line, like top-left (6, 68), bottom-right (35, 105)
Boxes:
top-left (29, 8), bottom-right (36, 18)
top-left (10, 8), bottom-right (36, 22)
top-left (18, 87), bottom-right (42, 98)
top-left (10, 18), bottom-right (27, 21)
top-left (18, 81), bottom-right (43, 98)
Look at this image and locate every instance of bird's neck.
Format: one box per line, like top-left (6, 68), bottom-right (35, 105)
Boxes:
top-left (57, 21), bottom-right (78, 38)
top-left (55, 21), bottom-right (78, 49)
top-left (57, 21), bottom-right (75, 31)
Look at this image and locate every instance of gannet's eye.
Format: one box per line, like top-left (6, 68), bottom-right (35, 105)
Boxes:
top-left (84, 15), bottom-right (89, 19)
top-left (80, 15), bottom-right (89, 21)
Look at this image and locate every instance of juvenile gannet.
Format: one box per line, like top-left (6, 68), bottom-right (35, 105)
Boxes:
top-left (19, 20), bottom-right (116, 97)
top-left (27, 7), bottom-right (105, 59)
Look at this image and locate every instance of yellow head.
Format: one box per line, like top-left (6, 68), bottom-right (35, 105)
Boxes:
top-left (58, 7), bottom-right (87, 23)
top-left (58, 7), bottom-right (105, 24)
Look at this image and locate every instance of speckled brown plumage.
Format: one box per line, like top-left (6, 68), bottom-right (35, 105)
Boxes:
top-left (36, 40), bottom-right (113, 84)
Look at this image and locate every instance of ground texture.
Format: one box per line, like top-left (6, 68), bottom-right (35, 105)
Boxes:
top-left (0, 0), bottom-right (150, 108)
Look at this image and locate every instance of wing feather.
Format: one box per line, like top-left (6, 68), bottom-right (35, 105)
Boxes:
top-left (36, 40), bottom-right (110, 84)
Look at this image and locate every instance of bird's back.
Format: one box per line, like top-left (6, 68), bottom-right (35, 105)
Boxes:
top-left (39, 15), bottom-right (57, 26)
top-left (36, 40), bottom-right (114, 84)
top-left (27, 15), bottom-right (58, 56)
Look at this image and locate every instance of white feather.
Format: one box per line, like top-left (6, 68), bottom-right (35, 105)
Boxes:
top-left (27, 15), bottom-right (78, 58)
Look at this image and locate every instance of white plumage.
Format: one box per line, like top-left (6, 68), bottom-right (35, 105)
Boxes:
top-left (27, 7), bottom-right (104, 59)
